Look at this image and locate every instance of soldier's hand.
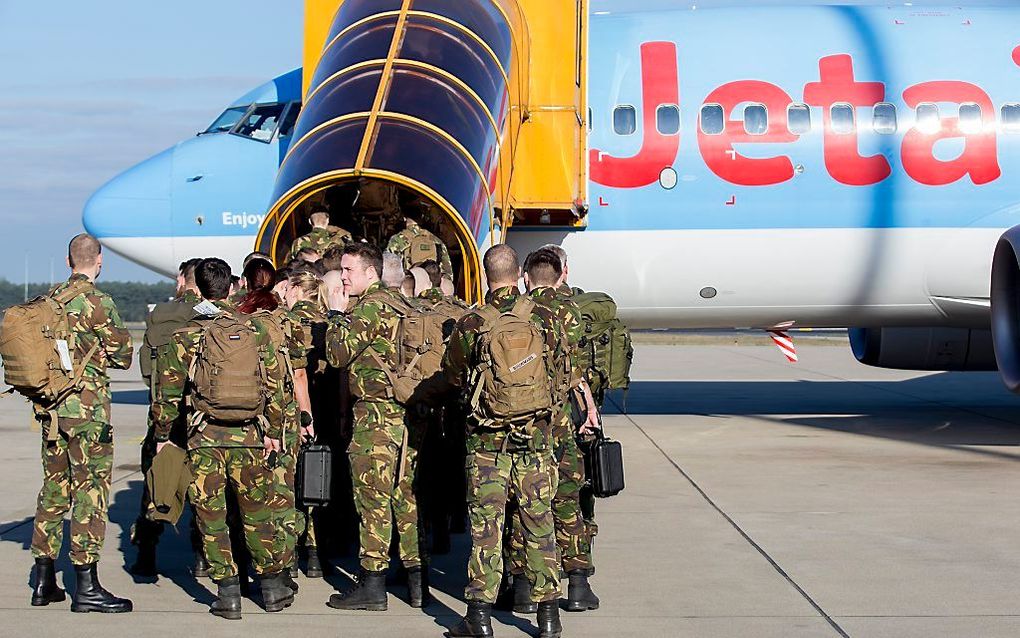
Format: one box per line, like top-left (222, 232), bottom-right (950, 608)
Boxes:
top-left (327, 284), bottom-right (349, 312)
top-left (579, 409), bottom-right (602, 435)
top-left (301, 423), bottom-right (315, 442)
top-left (263, 436), bottom-right (282, 458)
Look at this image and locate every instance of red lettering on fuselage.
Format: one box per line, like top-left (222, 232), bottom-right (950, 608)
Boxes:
top-left (589, 42), bottom-right (680, 188)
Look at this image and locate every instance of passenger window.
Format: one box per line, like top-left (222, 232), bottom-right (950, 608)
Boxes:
top-left (700, 104), bottom-right (724, 135)
top-left (587, 107), bottom-right (593, 132)
top-left (787, 103), bottom-right (811, 135)
top-left (744, 104), bottom-right (767, 135)
top-left (613, 105), bottom-right (637, 136)
top-left (656, 104), bottom-right (680, 135)
top-left (279, 103), bottom-right (301, 138)
top-left (1002, 104), bottom-right (1020, 133)
top-left (915, 102), bottom-right (941, 134)
top-left (204, 105), bottom-right (251, 134)
top-left (233, 103), bottom-right (288, 142)
top-left (873, 103), bottom-right (897, 135)
top-left (959, 103), bottom-right (982, 134)
top-left (831, 103), bottom-right (855, 134)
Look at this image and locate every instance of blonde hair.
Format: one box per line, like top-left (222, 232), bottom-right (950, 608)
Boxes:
top-left (288, 270), bottom-right (327, 311)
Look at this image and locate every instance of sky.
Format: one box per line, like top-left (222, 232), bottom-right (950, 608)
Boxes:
top-left (0, 0), bottom-right (303, 283)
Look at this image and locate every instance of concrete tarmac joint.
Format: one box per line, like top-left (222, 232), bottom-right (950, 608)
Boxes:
top-left (2, 343), bottom-right (1020, 636)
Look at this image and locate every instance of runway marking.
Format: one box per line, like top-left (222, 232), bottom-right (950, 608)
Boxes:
top-left (608, 394), bottom-right (852, 638)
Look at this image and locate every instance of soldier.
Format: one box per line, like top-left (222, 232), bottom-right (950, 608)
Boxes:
top-left (381, 251), bottom-right (407, 291)
top-left (386, 218), bottom-right (453, 280)
top-left (289, 208), bottom-right (351, 260)
top-left (442, 244), bottom-right (564, 638)
top-left (324, 242), bottom-right (427, 611)
top-left (130, 257), bottom-right (207, 578)
top-left (27, 234), bottom-right (134, 613)
top-left (151, 258), bottom-right (293, 619)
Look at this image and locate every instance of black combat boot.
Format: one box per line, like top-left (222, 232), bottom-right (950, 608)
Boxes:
top-left (326, 570), bottom-right (387, 611)
top-left (305, 546), bottom-right (323, 578)
top-left (493, 573), bottom-right (514, 611)
top-left (537, 600), bottom-right (562, 638)
top-left (283, 565), bottom-right (300, 593)
top-left (191, 554), bottom-right (210, 578)
top-left (70, 563), bottom-right (133, 613)
top-left (209, 576), bottom-right (242, 620)
top-left (259, 571), bottom-right (295, 612)
top-left (30, 557), bottom-right (65, 606)
top-left (446, 601), bottom-right (494, 638)
top-left (129, 543), bottom-right (157, 577)
top-left (564, 569), bottom-right (600, 611)
top-left (513, 574), bottom-right (538, 614)
top-left (407, 565), bottom-right (431, 608)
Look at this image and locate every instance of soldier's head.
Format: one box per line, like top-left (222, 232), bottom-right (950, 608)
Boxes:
top-left (539, 244), bottom-right (569, 287)
top-left (196, 258), bottom-right (232, 301)
top-left (67, 233), bottom-right (102, 279)
top-left (409, 266), bottom-right (431, 297)
top-left (286, 270), bottom-right (327, 311)
top-left (321, 245), bottom-right (344, 272)
top-left (440, 276), bottom-right (455, 297)
top-left (401, 273), bottom-right (416, 298)
top-left (483, 244), bottom-right (520, 291)
top-left (340, 242), bottom-right (383, 296)
top-left (381, 251), bottom-right (406, 289)
top-left (243, 251), bottom-right (272, 270)
top-left (523, 248), bottom-right (562, 292)
top-left (414, 259), bottom-right (442, 289)
top-left (309, 208), bottom-right (330, 229)
top-left (177, 258), bottom-right (202, 296)
top-left (296, 247), bottom-right (321, 263)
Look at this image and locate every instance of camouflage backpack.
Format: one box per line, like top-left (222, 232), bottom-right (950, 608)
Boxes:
top-left (408, 236), bottom-right (441, 266)
top-left (468, 297), bottom-right (564, 439)
top-left (140, 300), bottom-right (199, 391)
top-left (188, 313), bottom-right (268, 422)
top-left (572, 290), bottom-right (633, 399)
top-left (0, 277), bottom-right (98, 409)
top-left (363, 290), bottom-right (449, 405)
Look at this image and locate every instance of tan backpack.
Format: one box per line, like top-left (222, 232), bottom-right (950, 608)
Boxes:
top-left (408, 237), bottom-right (440, 266)
top-left (188, 313), bottom-right (267, 422)
top-left (0, 278), bottom-right (98, 413)
top-left (363, 291), bottom-right (449, 405)
top-left (467, 297), bottom-right (562, 439)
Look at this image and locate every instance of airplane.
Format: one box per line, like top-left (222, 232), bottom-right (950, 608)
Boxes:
top-left (80, 0), bottom-right (1020, 390)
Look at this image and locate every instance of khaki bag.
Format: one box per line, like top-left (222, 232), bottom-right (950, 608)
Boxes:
top-left (408, 238), bottom-right (440, 266)
top-left (363, 291), bottom-right (448, 405)
top-left (0, 278), bottom-right (98, 414)
top-left (189, 313), bottom-right (267, 422)
top-left (468, 297), bottom-right (561, 438)
top-left (140, 301), bottom-right (199, 390)
top-left (573, 290), bottom-right (633, 399)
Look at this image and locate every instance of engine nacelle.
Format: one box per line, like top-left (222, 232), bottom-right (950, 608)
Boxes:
top-left (849, 327), bottom-right (997, 371)
top-left (990, 227), bottom-right (1020, 391)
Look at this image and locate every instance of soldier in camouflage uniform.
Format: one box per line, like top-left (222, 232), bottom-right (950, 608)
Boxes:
top-left (289, 208), bottom-right (351, 260)
top-left (324, 242), bottom-right (427, 611)
top-left (151, 258), bottom-right (293, 619)
top-left (28, 234), bottom-right (135, 613)
top-left (386, 218), bottom-right (453, 280)
top-left (442, 245), bottom-right (563, 638)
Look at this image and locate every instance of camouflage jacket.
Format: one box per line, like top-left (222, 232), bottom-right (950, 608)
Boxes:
top-left (284, 300), bottom-right (326, 372)
top-left (530, 286), bottom-right (584, 385)
top-left (418, 287), bottom-right (468, 309)
top-left (325, 281), bottom-right (403, 403)
top-left (386, 220), bottom-right (453, 278)
top-left (442, 285), bottom-right (568, 451)
top-left (47, 273), bottom-right (133, 424)
top-left (289, 225), bottom-right (351, 259)
top-left (151, 301), bottom-right (287, 446)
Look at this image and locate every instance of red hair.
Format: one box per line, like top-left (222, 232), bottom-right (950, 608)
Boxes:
top-left (237, 289), bottom-right (279, 314)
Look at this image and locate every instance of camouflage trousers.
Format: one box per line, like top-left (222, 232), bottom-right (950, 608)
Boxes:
top-left (465, 448), bottom-right (559, 604)
top-left (188, 445), bottom-right (282, 581)
top-left (349, 400), bottom-right (420, 572)
top-left (507, 434), bottom-right (591, 574)
top-left (31, 422), bottom-right (112, 565)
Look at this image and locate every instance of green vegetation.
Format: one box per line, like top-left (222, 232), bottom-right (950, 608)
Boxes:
top-left (0, 279), bottom-right (175, 323)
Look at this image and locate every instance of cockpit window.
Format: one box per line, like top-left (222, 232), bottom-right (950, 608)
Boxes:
top-left (232, 103), bottom-right (287, 142)
top-left (279, 102), bottom-right (301, 138)
top-left (204, 105), bottom-right (251, 134)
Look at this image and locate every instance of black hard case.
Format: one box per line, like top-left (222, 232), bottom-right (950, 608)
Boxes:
top-left (588, 433), bottom-right (625, 498)
top-left (296, 444), bottom-right (333, 507)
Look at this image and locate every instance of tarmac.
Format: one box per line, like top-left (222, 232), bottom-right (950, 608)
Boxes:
top-left (2, 341), bottom-right (1020, 637)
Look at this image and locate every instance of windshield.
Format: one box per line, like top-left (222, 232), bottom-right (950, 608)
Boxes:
top-left (204, 105), bottom-right (251, 134)
top-left (233, 103), bottom-right (287, 142)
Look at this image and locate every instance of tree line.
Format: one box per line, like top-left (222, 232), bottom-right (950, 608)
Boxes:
top-left (0, 279), bottom-right (175, 323)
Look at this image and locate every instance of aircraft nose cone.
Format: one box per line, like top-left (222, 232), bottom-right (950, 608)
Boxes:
top-left (82, 147), bottom-right (173, 239)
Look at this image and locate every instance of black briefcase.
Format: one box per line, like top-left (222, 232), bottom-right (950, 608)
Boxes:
top-left (588, 428), bottom-right (625, 498)
top-left (296, 443), bottom-right (333, 507)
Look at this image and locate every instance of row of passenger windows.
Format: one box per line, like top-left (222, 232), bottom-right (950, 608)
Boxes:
top-left (609, 103), bottom-right (1020, 136)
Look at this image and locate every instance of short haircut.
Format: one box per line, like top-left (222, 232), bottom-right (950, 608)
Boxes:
top-left (196, 258), bottom-right (232, 300)
top-left (320, 245), bottom-right (344, 272)
top-left (401, 273), bottom-right (416, 297)
top-left (296, 247), bottom-right (321, 263)
top-left (343, 242), bottom-right (384, 279)
top-left (524, 248), bottom-right (562, 287)
top-left (381, 251), bottom-right (405, 288)
top-left (483, 244), bottom-right (519, 284)
top-left (309, 209), bottom-right (330, 225)
top-left (180, 258), bottom-right (202, 286)
top-left (539, 244), bottom-right (567, 270)
top-left (273, 266), bottom-right (295, 287)
top-left (415, 259), bottom-right (442, 288)
top-left (68, 234), bottom-right (101, 269)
